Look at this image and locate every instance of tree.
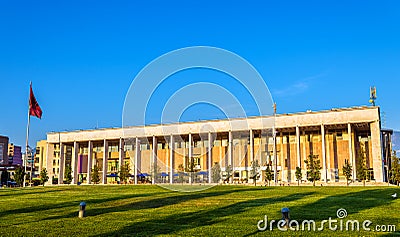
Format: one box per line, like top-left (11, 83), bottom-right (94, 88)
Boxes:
top-left (91, 164), bottom-right (101, 184)
top-left (295, 167), bottom-right (302, 186)
top-left (186, 158), bottom-right (196, 184)
top-left (390, 151), bottom-right (400, 186)
top-left (342, 159), bottom-right (353, 186)
top-left (150, 165), bottom-right (161, 183)
top-left (265, 164), bottom-right (273, 186)
top-left (211, 162), bottom-right (221, 183)
top-left (119, 163), bottom-right (130, 185)
top-left (14, 166), bottom-right (25, 187)
top-left (224, 165), bottom-right (233, 183)
top-left (65, 164), bottom-right (72, 184)
top-left (356, 149), bottom-right (368, 187)
top-left (178, 164), bottom-right (185, 184)
top-left (40, 168), bottom-right (49, 186)
top-left (304, 154), bottom-right (322, 186)
top-left (250, 160), bottom-right (260, 186)
top-left (1, 170), bottom-right (9, 185)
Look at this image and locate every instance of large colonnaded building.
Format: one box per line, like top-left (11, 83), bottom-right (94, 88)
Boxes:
top-left (35, 106), bottom-right (393, 185)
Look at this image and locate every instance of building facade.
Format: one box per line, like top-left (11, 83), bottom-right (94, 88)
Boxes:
top-left (8, 144), bottom-right (22, 166)
top-left (0, 136), bottom-right (9, 165)
top-left (38, 106), bottom-right (389, 185)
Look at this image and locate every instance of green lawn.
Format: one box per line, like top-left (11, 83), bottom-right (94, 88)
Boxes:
top-left (0, 185), bottom-right (399, 236)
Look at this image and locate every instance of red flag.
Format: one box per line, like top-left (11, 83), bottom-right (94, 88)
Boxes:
top-left (29, 83), bottom-right (42, 119)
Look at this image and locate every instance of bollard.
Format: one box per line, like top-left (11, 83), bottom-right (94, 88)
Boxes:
top-left (79, 202), bottom-right (86, 218)
top-left (281, 207), bottom-right (290, 228)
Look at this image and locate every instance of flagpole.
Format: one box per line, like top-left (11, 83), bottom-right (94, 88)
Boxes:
top-left (24, 82), bottom-right (32, 187)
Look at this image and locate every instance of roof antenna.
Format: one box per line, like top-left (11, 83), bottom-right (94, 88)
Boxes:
top-left (369, 86), bottom-right (377, 106)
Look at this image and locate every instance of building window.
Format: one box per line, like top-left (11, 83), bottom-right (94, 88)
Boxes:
top-left (337, 132), bottom-right (343, 140)
top-left (109, 143), bottom-right (118, 153)
top-left (124, 145), bottom-right (133, 151)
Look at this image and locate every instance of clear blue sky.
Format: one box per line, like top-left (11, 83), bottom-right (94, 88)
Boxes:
top-left (0, 0), bottom-right (399, 150)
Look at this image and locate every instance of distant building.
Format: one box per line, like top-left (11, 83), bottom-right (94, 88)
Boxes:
top-left (381, 129), bottom-right (393, 183)
top-left (34, 140), bottom-right (48, 176)
top-left (8, 144), bottom-right (22, 166)
top-left (0, 136), bottom-right (9, 165)
top-left (36, 106), bottom-right (392, 185)
top-left (393, 131), bottom-right (400, 154)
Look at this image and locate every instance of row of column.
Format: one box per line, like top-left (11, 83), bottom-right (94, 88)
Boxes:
top-left (276, 123), bottom-right (358, 183)
top-left (48, 122), bottom-right (384, 185)
top-left (52, 130), bottom-right (256, 185)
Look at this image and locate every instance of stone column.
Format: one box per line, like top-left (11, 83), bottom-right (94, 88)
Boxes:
top-left (170, 135), bottom-right (174, 184)
top-left (58, 143), bottom-right (65, 184)
top-left (119, 138), bottom-right (125, 183)
top-left (208, 132), bottom-right (213, 184)
top-left (371, 121), bottom-right (384, 182)
top-left (249, 129), bottom-right (254, 184)
top-left (348, 123), bottom-right (356, 180)
top-left (46, 142), bottom-right (53, 185)
top-left (228, 131), bottom-right (233, 183)
top-left (249, 130), bottom-right (254, 162)
top-left (87, 141), bottom-right (93, 184)
top-left (102, 139), bottom-right (108, 184)
top-left (326, 132), bottom-right (332, 181)
top-left (152, 136), bottom-right (157, 185)
top-left (188, 133), bottom-right (193, 184)
top-left (72, 141), bottom-right (79, 184)
top-left (135, 138), bottom-right (140, 185)
top-left (302, 131), bottom-right (307, 171)
top-left (280, 132), bottom-right (285, 182)
top-left (273, 127), bottom-right (277, 185)
top-left (321, 124), bottom-right (328, 183)
top-left (296, 126), bottom-right (301, 169)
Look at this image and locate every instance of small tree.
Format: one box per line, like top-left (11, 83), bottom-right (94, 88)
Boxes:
top-left (65, 164), bottom-right (72, 184)
top-left (304, 154), bottom-right (322, 186)
top-left (14, 166), bottom-right (25, 187)
top-left (390, 151), bottom-right (400, 186)
top-left (150, 165), bottom-right (161, 183)
top-left (224, 165), bottom-right (233, 183)
top-left (356, 149), bottom-right (368, 187)
top-left (177, 164), bottom-right (185, 184)
top-left (295, 167), bottom-right (302, 186)
top-left (186, 157), bottom-right (196, 184)
top-left (1, 170), bottom-right (9, 185)
top-left (250, 160), bottom-right (260, 186)
top-left (211, 162), bottom-right (221, 183)
top-left (342, 159), bottom-right (353, 186)
top-left (265, 164), bottom-right (273, 186)
top-left (119, 163), bottom-right (130, 185)
top-left (91, 164), bottom-right (101, 184)
top-left (40, 168), bottom-right (49, 186)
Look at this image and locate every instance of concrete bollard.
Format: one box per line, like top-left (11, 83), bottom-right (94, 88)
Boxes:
top-left (79, 202), bottom-right (86, 218)
top-left (281, 207), bottom-right (290, 228)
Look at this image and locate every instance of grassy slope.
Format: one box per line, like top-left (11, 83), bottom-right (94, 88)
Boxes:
top-left (0, 185), bottom-right (399, 236)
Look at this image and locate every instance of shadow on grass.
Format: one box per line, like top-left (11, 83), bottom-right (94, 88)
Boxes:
top-left (96, 191), bottom-right (316, 236)
top-left (290, 188), bottom-right (399, 221)
top-left (42, 186), bottom-right (266, 221)
top-left (0, 188), bottom-right (64, 197)
top-left (0, 192), bottom-right (163, 221)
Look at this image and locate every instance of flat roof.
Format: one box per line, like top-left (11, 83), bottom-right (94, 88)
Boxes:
top-left (48, 105), bottom-right (379, 135)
